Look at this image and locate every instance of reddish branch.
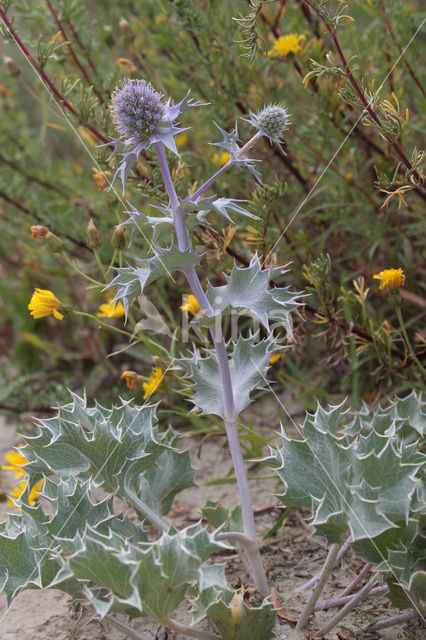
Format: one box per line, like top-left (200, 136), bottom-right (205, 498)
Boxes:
top-left (378, 1), bottom-right (425, 98)
top-left (0, 8), bottom-right (153, 186)
top-left (301, 0), bottom-right (424, 188)
top-left (56, 0), bottom-right (98, 73)
top-left (45, 0), bottom-right (106, 106)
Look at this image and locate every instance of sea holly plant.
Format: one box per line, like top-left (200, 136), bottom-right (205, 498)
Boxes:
top-left (0, 78), bottom-right (425, 639)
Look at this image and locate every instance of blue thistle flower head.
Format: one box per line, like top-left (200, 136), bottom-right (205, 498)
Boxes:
top-left (108, 79), bottom-right (205, 190)
top-left (245, 104), bottom-right (291, 149)
top-left (111, 79), bottom-right (165, 147)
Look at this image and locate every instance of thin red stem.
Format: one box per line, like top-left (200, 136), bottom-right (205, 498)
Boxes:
top-left (301, 0), bottom-right (424, 187)
top-left (45, 0), bottom-right (106, 106)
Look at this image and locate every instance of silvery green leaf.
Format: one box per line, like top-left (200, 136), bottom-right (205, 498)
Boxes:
top-left (0, 475), bottom-right (117, 605)
top-left (201, 500), bottom-right (243, 533)
top-left (206, 590), bottom-right (276, 640)
top-left (108, 245), bottom-right (201, 317)
top-left (351, 440), bottom-right (421, 526)
top-left (269, 402), bottom-right (351, 544)
top-left (136, 447), bottom-right (196, 516)
top-left (178, 335), bottom-right (275, 420)
top-left (211, 123), bottom-right (260, 179)
top-left (20, 393), bottom-right (193, 522)
top-left (211, 197), bottom-right (257, 221)
top-left (58, 523), bottom-right (226, 620)
top-left (204, 254), bottom-right (303, 337)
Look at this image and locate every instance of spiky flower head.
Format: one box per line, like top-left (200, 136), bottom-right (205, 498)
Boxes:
top-left (111, 79), bottom-right (165, 147)
top-left (245, 104), bottom-right (290, 148)
top-left (108, 79), bottom-right (205, 190)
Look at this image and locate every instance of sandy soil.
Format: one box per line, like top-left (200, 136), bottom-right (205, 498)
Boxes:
top-left (0, 399), bottom-right (424, 640)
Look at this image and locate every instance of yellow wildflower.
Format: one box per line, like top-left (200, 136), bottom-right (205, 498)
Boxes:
top-left (269, 34), bottom-right (306, 57)
top-left (374, 268), bottom-right (406, 291)
top-left (120, 370), bottom-right (139, 390)
top-left (212, 151), bottom-right (231, 167)
top-left (175, 132), bottom-right (189, 147)
top-left (8, 479), bottom-right (44, 507)
top-left (1, 446), bottom-right (28, 480)
top-left (180, 294), bottom-right (201, 317)
top-left (97, 293), bottom-right (125, 319)
top-left (269, 352), bottom-right (282, 364)
top-left (92, 169), bottom-right (109, 191)
top-left (2, 447), bottom-right (43, 507)
top-left (117, 58), bottom-right (137, 73)
top-left (143, 366), bottom-right (164, 399)
top-left (155, 13), bottom-right (166, 24)
top-left (345, 172), bottom-right (353, 180)
top-left (28, 289), bottom-right (64, 320)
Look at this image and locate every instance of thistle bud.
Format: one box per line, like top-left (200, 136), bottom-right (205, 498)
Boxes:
top-left (246, 104), bottom-right (290, 146)
top-left (31, 225), bottom-right (49, 239)
top-left (87, 218), bottom-right (102, 250)
top-left (4, 56), bottom-right (20, 77)
top-left (119, 18), bottom-right (131, 32)
top-left (111, 225), bottom-right (126, 250)
top-left (111, 79), bottom-right (165, 146)
top-left (102, 25), bottom-right (115, 47)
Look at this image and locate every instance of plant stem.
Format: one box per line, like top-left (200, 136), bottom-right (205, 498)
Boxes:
top-left (339, 562), bottom-right (372, 597)
top-left (191, 132), bottom-right (262, 201)
top-left (395, 305), bottom-right (426, 377)
top-left (45, 0), bottom-right (106, 105)
top-left (72, 309), bottom-right (133, 338)
top-left (105, 615), bottom-right (150, 640)
top-left (315, 585), bottom-right (388, 611)
top-left (163, 618), bottom-right (219, 639)
top-left (301, 0), bottom-right (424, 188)
top-left (363, 610), bottom-right (417, 633)
top-left (295, 543), bottom-right (340, 631)
top-left (317, 574), bottom-right (378, 637)
top-left (153, 141), bottom-right (269, 597)
top-left (295, 538), bottom-right (351, 593)
top-left (129, 495), bottom-right (170, 532)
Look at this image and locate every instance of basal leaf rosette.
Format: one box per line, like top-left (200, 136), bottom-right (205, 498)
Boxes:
top-left (268, 398), bottom-right (425, 549)
top-left (18, 392), bottom-right (196, 523)
top-left (55, 523), bottom-right (228, 620)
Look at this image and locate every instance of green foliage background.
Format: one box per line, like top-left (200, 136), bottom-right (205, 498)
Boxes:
top-left (0, 0), bottom-right (425, 419)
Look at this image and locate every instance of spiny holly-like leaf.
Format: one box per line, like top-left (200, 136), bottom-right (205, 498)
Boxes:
top-left (205, 590), bottom-right (276, 640)
top-left (21, 392), bottom-right (194, 522)
top-left (201, 500), bottom-right (243, 533)
top-left (269, 399), bottom-right (426, 545)
top-left (108, 245), bottom-right (201, 317)
top-left (203, 254), bottom-right (303, 337)
top-left (0, 476), bottom-right (118, 605)
top-left (136, 447), bottom-right (196, 516)
top-left (374, 527), bottom-right (426, 611)
top-left (58, 523), bottom-right (228, 620)
top-left (177, 334), bottom-right (276, 420)
top-left (346, 391), bottom-right (426, 440)
top-left (270, 402), bottom-right (352, 544)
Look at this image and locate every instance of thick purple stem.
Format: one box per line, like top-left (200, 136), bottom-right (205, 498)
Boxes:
top-left (364, 611), bottom-right (417, 633)
top-left (315, 585), bottom-right (389, 611)
top-left (295, 538), bottom-right (351, 593)
top-left (339, 562), bottom-right (372, 597)
top-left (318, 574), bottom-right (378, 636)
top-left (296, 543), bottom-right (340, 631)
top-left (153, 142), bottom-right (269, 597)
